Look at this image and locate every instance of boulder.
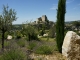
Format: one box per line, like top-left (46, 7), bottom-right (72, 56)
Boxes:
top-left (7, 35), bottom-right (12, 40)
top-left (62, 31), bottom-right (80, 60)
top-left (43, 34), bottom-right (48, 37)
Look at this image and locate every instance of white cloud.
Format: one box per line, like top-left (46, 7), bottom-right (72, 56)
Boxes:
top-left (50, 4), bottom-right (57, 10)
top-left (50, 6), bottom-right (57, 10)
top-left (66, 0), bottom-right (75, 4)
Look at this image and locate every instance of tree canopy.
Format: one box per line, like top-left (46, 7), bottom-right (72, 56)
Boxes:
top-left (0, 5), bottom-right (17, 50)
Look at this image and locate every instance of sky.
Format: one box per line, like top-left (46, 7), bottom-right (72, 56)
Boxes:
top-left (0, 0), bottom-right (80, 24)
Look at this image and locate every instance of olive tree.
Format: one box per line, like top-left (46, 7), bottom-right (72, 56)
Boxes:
top-left (0, 5), bottom-right (17, 50)
top-left (22, 22), bottom-right (38, 41)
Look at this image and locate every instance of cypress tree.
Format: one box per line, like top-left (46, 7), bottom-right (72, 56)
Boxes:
top-left (56, 0), bottom-right (66, 53)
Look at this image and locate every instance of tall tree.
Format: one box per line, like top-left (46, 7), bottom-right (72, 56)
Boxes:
top-left (56, 0), bottom-right (66, 53)
top-left (0, 5), bottom-right (17, 50)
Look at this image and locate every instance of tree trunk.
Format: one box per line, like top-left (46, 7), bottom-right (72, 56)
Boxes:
top-left (2, 30), bottom-right (5, 51)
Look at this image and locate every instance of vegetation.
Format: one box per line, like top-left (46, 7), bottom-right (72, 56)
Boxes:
top-left (0, 1), bottom-right (78, 59)
top-left (27, 42), bottom-right (37, 50)
top-left (0, 5), bottom-right (17, 50)
top-left (71, 21), bottom-right (80, 30)
top-left (56, 0), bottom-right (66, 53)
top-left (22, 23), bottom-right (38, 41)
top-left (39, 29), bottom-right (45, 36)
top-left (48, 25), bottom-right (56, 38)
top-left (16, 39), bottom-right (25, 47)
top-left (35, 45), bottom-right (53, 55)
top-left (0, 49), bottom-right (25, 60)
top-left (0, 0), bottom-right (78, 59)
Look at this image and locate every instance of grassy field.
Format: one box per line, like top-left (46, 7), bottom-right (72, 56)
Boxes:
top-left (0, 38), bottom-right (66, 60)
top-left (39, 37), bottom-right (55, 41)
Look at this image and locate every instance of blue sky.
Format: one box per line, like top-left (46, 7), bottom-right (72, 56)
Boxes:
top-left (0, 0), bottom-right (80, 24)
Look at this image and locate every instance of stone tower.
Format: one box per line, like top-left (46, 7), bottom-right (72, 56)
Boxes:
top-left (36, 17), bottom-right (42, 24)
top-left (41, 15), bottom-right (47, 22)
top-left (36, 15), bottom-right (48, 24)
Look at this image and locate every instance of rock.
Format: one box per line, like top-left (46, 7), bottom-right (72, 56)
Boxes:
top-left (7, 35), bottom-right (12, 40)
top-left (62, 31), bottom-right (80, 60)
top-left (43, 34), bottom-right (48, 37)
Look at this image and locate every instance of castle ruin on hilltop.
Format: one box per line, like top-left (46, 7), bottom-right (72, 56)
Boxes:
top-left (36, 15), bottom-right (48, 24)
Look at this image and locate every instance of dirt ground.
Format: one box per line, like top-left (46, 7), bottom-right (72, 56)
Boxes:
top-left (29, 51), bottom-right (67, 60)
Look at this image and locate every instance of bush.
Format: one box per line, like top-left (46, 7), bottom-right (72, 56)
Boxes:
top-left (16, 35), bottom-right (21, 39)
top-left (0, 49), bottom-right (25, 60)
top-left (22, 24), bottom-right (38, 41)
top-left (45, 30), bottom-right (49, 33)
top-left (16, 31), bottom-right (22, 39)
top-left (27, 42), bottom-right (36, 50)
top-left (4, 41), bottom-right (10, 48)
top-left (4, 32), bottom-right (8, 39)
top-left (16, 39), bottom-right (25, 47)
top-left (35, 45), bottom-right (53, 55)
top-left (48, 26), bottom-right (56, 38)
top-left (39, 29), bottom-right (45, 36)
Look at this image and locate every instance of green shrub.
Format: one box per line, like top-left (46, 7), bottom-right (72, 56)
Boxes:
top-left (16, 35), bottom-right (21, 39)
top-left (22, 24), bottom-right (38, 41)
top-left (4, 41), bottom-right (10, 48)
top-left (45, 30), bottom-right (49, 33)
top-left (53, 44), bottom-right (58, 51)
top-left (25, 36), bottom-right (29, 41)
top-left (27, 42), bottom-right (36, 50)
top-left (30, 33), bottom-right (38, 40)
top-left (39, 29), bottom-right (45, 36)
top-left (17, 39), bottom-right (25, 47)
top-left (35, 45), bottom-right (53, 55)
top-left (16, 31), bottom-right (22, 39)
top-left (0, 49), bottom-right (25, 60)
top-left (48, 26), bottom-right (55, 38)
top-left (4, 32), bottom-right (8, 39)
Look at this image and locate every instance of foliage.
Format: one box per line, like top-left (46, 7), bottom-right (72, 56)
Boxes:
top-left (35, 45), bottom-right (53, 55)
top-left (39, 29), bottom-right (45, 36)
top-left (16, 31), bottom-right (22, 39)
top-left (27, 42), bottom-right (36, 50)
top-left (40, 37), bottom-right (54, 41)
top-left (45, 30), bottom-right (49, 33)
top-left (48, 25), bottom-right (56, 38)
top-left (71, 21), bottom-right (80, 27)
top-left (0, 5), bottom-right (17, 50)
top-left (0, 5), bottom-right (17, 31)
top-left (0, 49), bottom-right (25, 60)
top-left (56, 0), bottom-right (66, 53)
top-left (22, 23), bottom-right (38, 41)
top-left (4, 41), bottom-right (10, 48)
top-left (16, 39), bottom-right (25, 47)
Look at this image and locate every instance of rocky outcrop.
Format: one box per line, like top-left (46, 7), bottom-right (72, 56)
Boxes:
top-left (62, 31), bottom-right (80, 60)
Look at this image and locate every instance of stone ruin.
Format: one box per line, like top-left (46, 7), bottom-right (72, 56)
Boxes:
top-left (62, 31), bottom-right (80, 60)
top-left (36, 15), bottom-right (48, 24)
